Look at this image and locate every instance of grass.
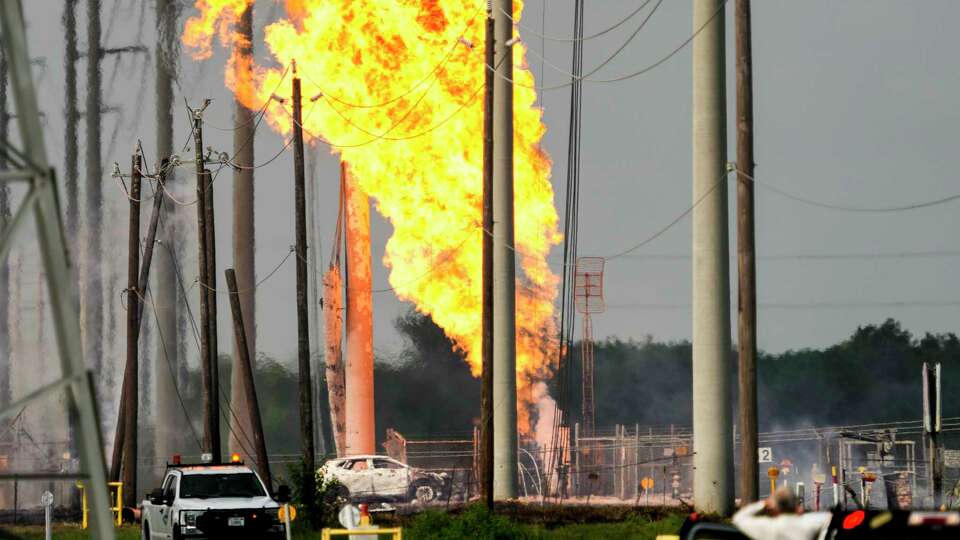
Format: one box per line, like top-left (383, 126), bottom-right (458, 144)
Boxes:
top-left (0, 507), bottom-right (687, 539)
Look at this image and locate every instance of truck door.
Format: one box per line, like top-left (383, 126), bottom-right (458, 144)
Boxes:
top-left (153, 472), bottom-right (178, 539)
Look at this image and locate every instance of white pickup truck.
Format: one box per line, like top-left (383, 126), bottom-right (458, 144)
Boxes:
top-left (140, 460), bottom-right (289, 539)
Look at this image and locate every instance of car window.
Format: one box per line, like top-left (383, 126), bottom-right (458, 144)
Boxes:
top-left (347, 460), bottom-right (369, 471)
top-left (179, 473), bottom-right (265, 499)
top-left (373, 459), bottom-right (404, 470)
top-left (162, 474), bottom-right (177, 500)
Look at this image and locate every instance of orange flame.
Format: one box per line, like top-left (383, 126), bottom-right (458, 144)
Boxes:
top-left (183, 0), bottom-right (560, 433)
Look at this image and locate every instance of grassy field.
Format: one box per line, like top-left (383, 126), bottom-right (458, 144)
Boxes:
top-left (0, 507), bottom-right (687, 539)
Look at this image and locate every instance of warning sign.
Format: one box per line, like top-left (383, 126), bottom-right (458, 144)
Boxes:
top-left (943, 449), bottom-right (960, 468)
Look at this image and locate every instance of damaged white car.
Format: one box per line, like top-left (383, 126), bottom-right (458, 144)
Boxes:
top-left (319, 455), bottom-right (448, 504)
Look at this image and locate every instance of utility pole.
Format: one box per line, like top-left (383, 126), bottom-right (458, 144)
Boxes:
top-left (480, 1), bottom-right (495, 511)
top-left (691, 0), bottom-right (733, 515)
top-left (492, 0), bottom-right (518, 500)
top-left (84, 0), bottom-right (105, 393)
top-left (204, 164), bottom-right (220, 465)
top-left (0, 45), bottom-right (10, 407)
top-left (120, 153), bottom-right (141, 508)
top-left (225, 268), bottom-right (272, 492)
top-left (230, 2), bottom-right (257, 461)
top-left (292, 64), bottom-right (316, 494)
top-left (193, 107), bottom-right (221, 463)
top-left (110, 156), bottom-right (166, 485)
top-left (154, 0), bottom-right (182, 465)
top-left (63, 0), bottom-right (80, 236)
top-left (735, 0), bottom-right (758, 505)
top-left (923, 362), bottom-right (943, 508)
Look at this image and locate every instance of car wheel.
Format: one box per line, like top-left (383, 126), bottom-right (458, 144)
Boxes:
top-left (412, 482), bottom-right (437, 504)
top-left (141, 522), bottom-right (149, 540)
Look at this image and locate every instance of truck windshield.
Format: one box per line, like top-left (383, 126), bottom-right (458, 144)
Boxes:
top-left (179, 473), bottom-right (265, 499)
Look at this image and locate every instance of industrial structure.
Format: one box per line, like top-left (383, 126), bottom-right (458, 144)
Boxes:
top-left (2, 1), bottom-right (958, 532)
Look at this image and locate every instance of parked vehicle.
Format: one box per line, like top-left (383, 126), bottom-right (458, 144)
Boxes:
top-left (319, 455), bottom-right (448, 504)
top-left (141, 455), bottom-right (289, 539)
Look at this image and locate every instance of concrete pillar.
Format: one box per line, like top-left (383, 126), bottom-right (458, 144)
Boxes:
top-left (492, 0), bottom-right (518, 500)
top-left (153, 0), bottom-right (183, 470)
top-left (691, 0), bottom-right (734, 515)
top-left (344, 168), bottom-right (375, 456)
top-left (230, 5), bottom-right (257, 463)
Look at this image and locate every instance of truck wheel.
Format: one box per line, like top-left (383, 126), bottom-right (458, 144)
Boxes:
top-left (141, 522), bottom-right (149, 540)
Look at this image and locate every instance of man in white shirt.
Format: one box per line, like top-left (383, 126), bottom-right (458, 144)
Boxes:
top-left (733, 487), bottom-right (832, 540)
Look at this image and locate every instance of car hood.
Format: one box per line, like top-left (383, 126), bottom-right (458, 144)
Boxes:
top-left (177, 496), bottom-right (279, 511)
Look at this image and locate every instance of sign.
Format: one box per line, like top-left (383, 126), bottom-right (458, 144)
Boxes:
top-left (279, 504), bottom-right (297, 522)
top-left (758, 447), bottom-right (773, 463)
top-left (944, 449), bottom-right (960, 469)
top-left (641, 477), bottom-right (654, 490)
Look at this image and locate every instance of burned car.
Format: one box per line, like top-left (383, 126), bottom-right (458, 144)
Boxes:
top-left (319, 455), bottom-right (448, 504)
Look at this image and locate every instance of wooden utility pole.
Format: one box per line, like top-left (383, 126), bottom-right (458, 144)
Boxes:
top-left (291, 63), bottom-right (316, 495)
top-left (204, 166), bottom-right (220, 460)
top-left (120, 153), bottom-right (141, 507)
top-left (225, 268), bottom-right (272, 492)
top-left (480, 2), bottom-right (495, 511)
top-left (110, 157), bottom-right (166, 489)
top-left (736, 0), bottom-right (758, 505)
top-left (923, 362), bottom-right (943, 508)
top-left (193, 108), bottom-right (221, 462)
top-left (230, 2), bottom-right (257, 461)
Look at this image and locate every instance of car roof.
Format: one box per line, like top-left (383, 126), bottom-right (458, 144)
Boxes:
top-left (328, 455), bottom-right (397, 462)
top-left (175, 465), bottom-right (254, 476)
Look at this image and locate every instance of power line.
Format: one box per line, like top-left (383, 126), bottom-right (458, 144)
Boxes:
top-left (605, 300), bottom-right (960, 311)
top-left (603, 170), bottom-right (729, 260)
top-left (158, 226), bottom-right (259, 460)
top-left (503, 0), bottom-right (654, 43)
top-left (495, 0), bottom-right (727, 91)
top-left (521, 0), bottom-right (664, 83)
top-left (736, 166), bottom-right (960, 213)
top-left (604, 250), bottom-right (960, 262)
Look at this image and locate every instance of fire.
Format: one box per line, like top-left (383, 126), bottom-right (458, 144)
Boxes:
top-left (184, 0), bottom-right (560, 433)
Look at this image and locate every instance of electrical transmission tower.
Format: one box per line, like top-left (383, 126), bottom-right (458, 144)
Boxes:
top-left (0, 2), bottom-right (115, 538)
top-left (574, 257), bottom-right (605, 436)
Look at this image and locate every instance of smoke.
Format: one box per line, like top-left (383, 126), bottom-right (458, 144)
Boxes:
top-left (532, 381), bottom-right (556, 450)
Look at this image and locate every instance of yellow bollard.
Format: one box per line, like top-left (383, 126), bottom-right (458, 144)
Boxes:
top-left (77, 481), bottom-right (123, 528)
top-left (109, 482), bottom-right (123, 526)
top-left (76, 482), bottom-right (88, 529)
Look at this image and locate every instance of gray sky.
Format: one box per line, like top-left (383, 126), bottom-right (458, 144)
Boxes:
top-left (20, 0), bottom-right (960, 370)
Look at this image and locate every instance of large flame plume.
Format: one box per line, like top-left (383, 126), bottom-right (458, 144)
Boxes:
top-left (184, 0), bottom-right (560, 432)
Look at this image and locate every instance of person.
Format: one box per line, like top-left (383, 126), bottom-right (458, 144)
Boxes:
top-left (733, 487), bottom-right (831, 540)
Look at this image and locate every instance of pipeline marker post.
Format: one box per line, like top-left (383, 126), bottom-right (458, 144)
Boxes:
top-left (41, 491), bottom-right (53, 540)
top-left (831, 466), bottom-right (839, 509)
top-left (767, 467), bottom-right (779, 497)
top-left (279, 503), bottom-right (295, 540)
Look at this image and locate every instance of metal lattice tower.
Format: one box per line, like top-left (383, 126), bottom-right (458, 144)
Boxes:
top-left (0, 3), bottom-right (116, 538)
top-left (574, 257), bottom-right (605, 436)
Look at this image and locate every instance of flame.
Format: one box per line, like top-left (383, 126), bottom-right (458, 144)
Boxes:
top-left (183, 0), bottom-right (561, 433)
